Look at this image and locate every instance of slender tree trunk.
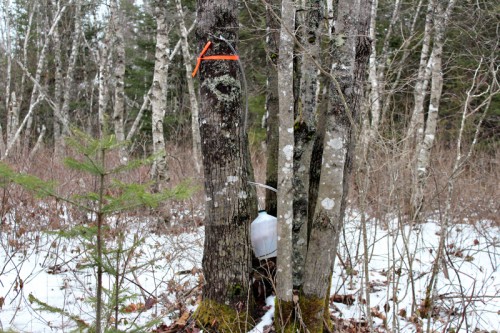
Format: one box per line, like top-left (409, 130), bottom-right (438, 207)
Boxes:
top-left (175, 0), bottom-right (201, 174)
top-left (24, 1), bottom-right (68, 153)
top-left (380, 0), bottom-right (424, 123)
top-left (292, 0), bottom-right (321, 289)
top-left (112, 0), bottom-right (126, 146)
top-left (57, 0), bottom-right (82, 155)
top-left (264, 0), bottom-right (280, 216)
top-left (301, 0), bottom-right (369, 331)
top-left (6, 92), bottom-right (20, 155)
top-left (3, 0), bottom-right (12, 144)
top-left (275, 0), bottom-right (296, 328)
top-left (406, 0), bottom-right (435, 144)
top-left (363, 0), bottom-right (380, 147)
top-left (53, 0), bottom-right (63, 153)
top-left (413, 0), bottom-right (456, 216)
top-left (125, 22), bottom-right (195, 144)
top-left (150, 1), bottom-right (170, 187)
top-left (194, 0), bottom-right (258, 330)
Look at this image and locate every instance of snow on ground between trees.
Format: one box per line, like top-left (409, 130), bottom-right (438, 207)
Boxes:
top-left (0, 208), bottom-right (498, 332)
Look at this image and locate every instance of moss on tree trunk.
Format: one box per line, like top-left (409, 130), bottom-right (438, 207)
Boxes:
top-left (194, 299), bottom-right (253, 333)
top-left (274, 299), bottom-right (297, 333)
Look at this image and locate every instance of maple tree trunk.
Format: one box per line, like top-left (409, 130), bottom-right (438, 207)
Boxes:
top-left (194, 0), bottom-right (258, 330)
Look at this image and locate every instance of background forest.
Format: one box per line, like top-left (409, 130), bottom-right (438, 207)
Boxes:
top-left (0, 0), bottom-right (498, 332)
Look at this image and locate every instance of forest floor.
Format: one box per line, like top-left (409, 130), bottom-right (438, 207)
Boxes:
top-left (0, 204), bottom-right (498, 333)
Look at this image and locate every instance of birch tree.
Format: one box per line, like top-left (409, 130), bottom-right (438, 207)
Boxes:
top-left (150, 0), bottom-right (170, 187)
top-left (412, 0), bottom-right (456, 216)
top-left (112, 0), bottom-right (126, 149)
top-left (55, 0), bottom-right (82, 156)
top-left (175, 0), bottom-right (201, 174)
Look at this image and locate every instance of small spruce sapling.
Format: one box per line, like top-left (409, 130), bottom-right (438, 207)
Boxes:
top-left (0, 129), bottom-right (194, 333)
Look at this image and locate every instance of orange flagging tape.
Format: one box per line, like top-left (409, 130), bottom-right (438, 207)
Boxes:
top-left (192, 41), bottom-right (239, 77)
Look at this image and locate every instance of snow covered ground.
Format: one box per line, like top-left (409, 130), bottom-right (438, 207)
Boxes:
top-left (0, 211), bottom-right (498, 332)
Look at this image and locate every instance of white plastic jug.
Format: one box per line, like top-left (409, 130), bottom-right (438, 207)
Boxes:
top-left (251, 210), bottom-right (277, 260)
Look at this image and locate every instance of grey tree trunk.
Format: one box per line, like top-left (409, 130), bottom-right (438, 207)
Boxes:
top-left (275, 0), bottom-right (295, 321)
top-left (300, 0), bottom-right (370, 330)
top-left (292, 0), bottom-right (321, 288)
top-left (194, 0), bottom-right (258, 329)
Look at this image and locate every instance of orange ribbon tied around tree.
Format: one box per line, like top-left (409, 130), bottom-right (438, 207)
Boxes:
top-left (191, 41), bottom-right (240, 78)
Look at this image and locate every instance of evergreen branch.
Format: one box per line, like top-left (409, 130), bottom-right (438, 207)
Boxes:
top-left (28, 293), bottom-right (89, 330)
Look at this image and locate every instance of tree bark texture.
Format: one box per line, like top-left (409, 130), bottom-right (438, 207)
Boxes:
top-left (112, 0), bottom-right (126, 146)
top-left (292, 0), bottom-right (321, 288)
top-left (301, 0), bottom-right (368, 330)
top-left (195, 0), bottom-right (258, 329)
top-left (57, 0), bottom-right (82, 155)
top-left (150, 2), bottom-right (170, 187)
top-left (275, 0), bottom-right (295, 310)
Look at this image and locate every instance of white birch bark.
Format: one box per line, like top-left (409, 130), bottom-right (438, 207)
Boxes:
top-left (29, 125), bottom-right (46, 160)
top-left (125, 22), bottom-right (194, 144)
top-left (406, 0), bottom-right (435, 143)
top-left (361, 0), bottom-right (380, 151)
top-left (97, 4), bottom-right (115, 133)
top-left (276, 0), bottom-right (295, 305)
top-left (21, 1), bottom-right (68, 153)
top-left (150, 2), bottom-right (170, 186)
top-left (3, 95), bottom-right (43, 159)
top-left (6, 92), bottom-right (19, 153)
top-left (53, 2), bottom-right (63, 152)
top-left (175, 0), bottom-right (201, 174)
top-left (57, 0), bottom-right (82, 154)
top-left (112, 0), bottom-right (126, 145)
top-left (413, 0), bottom-right (456, 215)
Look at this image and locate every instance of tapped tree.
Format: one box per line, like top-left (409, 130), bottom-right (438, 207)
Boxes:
top-left (193, 0), bottom-right (258, 330)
